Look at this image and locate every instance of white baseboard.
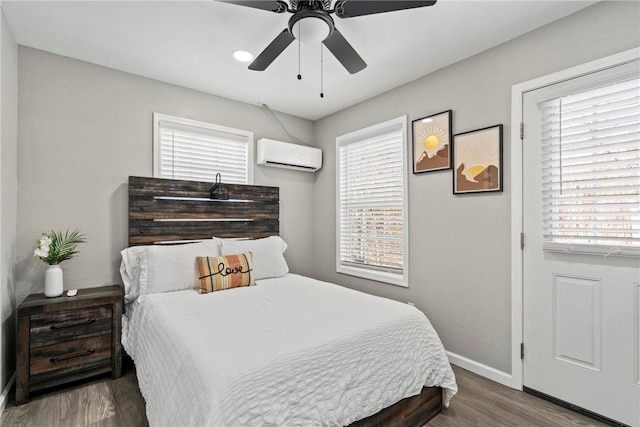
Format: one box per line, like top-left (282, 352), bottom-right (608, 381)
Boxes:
top-left (446, 351), bottom-right (513, 388)
top-left (0, 372), bottom-right (16, 413)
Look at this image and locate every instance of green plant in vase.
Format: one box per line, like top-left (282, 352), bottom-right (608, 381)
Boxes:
top-left (34, 228), bottom-right (86, 297)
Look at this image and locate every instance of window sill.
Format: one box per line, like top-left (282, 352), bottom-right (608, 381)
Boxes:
top-left (337, 264), bottom-right (408, 288)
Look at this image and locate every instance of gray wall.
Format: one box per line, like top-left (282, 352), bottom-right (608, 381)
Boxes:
top-left (15, 48), bottom-right (317, 302)
top-left (312, 1), bottom-right (640, 374)
top-left (0, 6), bottom-right (18, 399)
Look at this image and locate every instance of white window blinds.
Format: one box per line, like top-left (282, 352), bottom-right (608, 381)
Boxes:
top-left (153, 113), bottom-right (253, 184)
top-left (337, 117), bottom-right (408, 286)
top-left (539, 76), bottom-right (640, 256)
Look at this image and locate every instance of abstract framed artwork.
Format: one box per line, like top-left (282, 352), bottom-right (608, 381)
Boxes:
top-left (412, 110), bottom-right (452, 174)
top-left (453, 124), bottom-right (503, 194)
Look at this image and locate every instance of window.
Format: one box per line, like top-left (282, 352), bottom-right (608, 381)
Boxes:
top-left (153, 113), bottom-right (253, 184)
top-left (539, 76), bottom-right (640, 256)
top-left (336, 116), bottom-right (409, 287)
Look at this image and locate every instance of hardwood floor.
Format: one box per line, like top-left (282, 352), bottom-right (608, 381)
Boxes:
top-left (1, 358), bottom-right (147, 427)
top-left (431, 367), bottom-right (604, 427)
top-left (1, 362), bottom-right (605, 427)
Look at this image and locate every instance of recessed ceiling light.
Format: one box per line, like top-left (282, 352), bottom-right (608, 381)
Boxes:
top-left (233, 50), bottom-right (254, 63)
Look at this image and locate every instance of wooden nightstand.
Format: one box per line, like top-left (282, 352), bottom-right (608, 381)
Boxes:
top-left (16, 285), bottom-right (123, 405)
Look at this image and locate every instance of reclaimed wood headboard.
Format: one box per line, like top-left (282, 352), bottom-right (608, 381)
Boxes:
top-left (128, 176), bottom-right (279, 246)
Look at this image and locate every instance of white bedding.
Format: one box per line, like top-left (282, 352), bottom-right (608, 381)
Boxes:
top-left (122, 274), bottom-right (457, 426)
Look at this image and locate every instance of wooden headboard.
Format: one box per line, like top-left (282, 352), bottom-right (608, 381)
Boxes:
top-left (128, 176), bottom-right (279, 246)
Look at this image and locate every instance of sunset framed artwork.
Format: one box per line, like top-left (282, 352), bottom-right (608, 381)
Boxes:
top-left (412, 110), bottom-right (452, 174)
top-left (453, 124), bottom-right (503, 194)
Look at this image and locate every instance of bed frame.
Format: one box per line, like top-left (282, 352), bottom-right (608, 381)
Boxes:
top-left (128, 175), bottom-right (444, 426)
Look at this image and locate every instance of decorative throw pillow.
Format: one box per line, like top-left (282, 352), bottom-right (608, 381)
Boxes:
top-left (196, 253), bottom-right (255, 293)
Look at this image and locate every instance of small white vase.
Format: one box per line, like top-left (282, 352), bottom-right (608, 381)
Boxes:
top-left (44, 264), bottom-right (64, 297)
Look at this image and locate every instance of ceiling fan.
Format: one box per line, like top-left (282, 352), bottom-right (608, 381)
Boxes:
top-left (220, 1), bottom-right (437, 74)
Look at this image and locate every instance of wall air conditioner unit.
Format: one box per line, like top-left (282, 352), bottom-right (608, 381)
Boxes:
top-left (256, 138), bottom-right (322, 172)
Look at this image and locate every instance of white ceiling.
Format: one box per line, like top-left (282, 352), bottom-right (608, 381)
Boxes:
top-left (2, 0), bottom-right (597, 120)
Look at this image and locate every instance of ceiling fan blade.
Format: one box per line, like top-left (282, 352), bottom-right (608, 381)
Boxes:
top-left (218, 1), bottom-right (288, 13)
top-left (334, 0), bottom-right (437, 18)
top-left (323, 28), bottom-right (366, 74)
top-left (249, 29), bottom-right (295, 71)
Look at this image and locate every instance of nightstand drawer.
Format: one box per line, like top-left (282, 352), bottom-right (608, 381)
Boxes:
top-left (30, 334), bottom-right (112, 384)
top-left (30, 305), bottom-right (112, 348)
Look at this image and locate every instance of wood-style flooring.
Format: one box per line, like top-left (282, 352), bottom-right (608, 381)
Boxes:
top-left (1, 361), bottom-right (605, 427)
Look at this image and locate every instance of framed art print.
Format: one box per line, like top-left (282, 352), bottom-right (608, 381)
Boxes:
top-left (453, 124), bottom-right (503, 194)
top-left (412, 110), bottom-right (452, 174)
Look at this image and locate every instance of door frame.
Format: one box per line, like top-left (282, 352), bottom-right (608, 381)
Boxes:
top-left (509, 47), bottom-right (639, 390)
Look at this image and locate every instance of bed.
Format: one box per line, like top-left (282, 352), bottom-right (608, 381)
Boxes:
top-left (122, 176), bottom-right (457, 426)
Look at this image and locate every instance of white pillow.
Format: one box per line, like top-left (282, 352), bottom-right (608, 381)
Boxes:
top-left (219, 236), bottom-right (289, 280)
top-left (211, 236), bottom-right (250, 246)
top-left (120, 240), bottom-right (221, 302)
top-left (120, 246), bottom-right (146, 303)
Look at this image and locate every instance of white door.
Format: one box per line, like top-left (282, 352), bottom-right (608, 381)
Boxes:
top-left (522, 61), bottom-right (640, 426)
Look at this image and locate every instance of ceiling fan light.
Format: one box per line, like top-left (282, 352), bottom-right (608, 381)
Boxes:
top-left (232, 50), bottom-right (254, 63)
top-left (292, 16), bottom-right (331, 44)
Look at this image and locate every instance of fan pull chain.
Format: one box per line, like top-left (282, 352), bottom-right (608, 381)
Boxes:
top-left (297, 21), bottom-right (302, 80)
top-left (320, 44), bottom-right (324, 98)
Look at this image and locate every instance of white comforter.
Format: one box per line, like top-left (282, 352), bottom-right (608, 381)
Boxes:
top-left (122, 274), bottom-right (457, 426)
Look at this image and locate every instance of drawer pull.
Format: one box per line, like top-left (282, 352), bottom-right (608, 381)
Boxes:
top-left (49, 318), bottom-right (96, 330)
top-left (49, 348), bottom-right (96, 363)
